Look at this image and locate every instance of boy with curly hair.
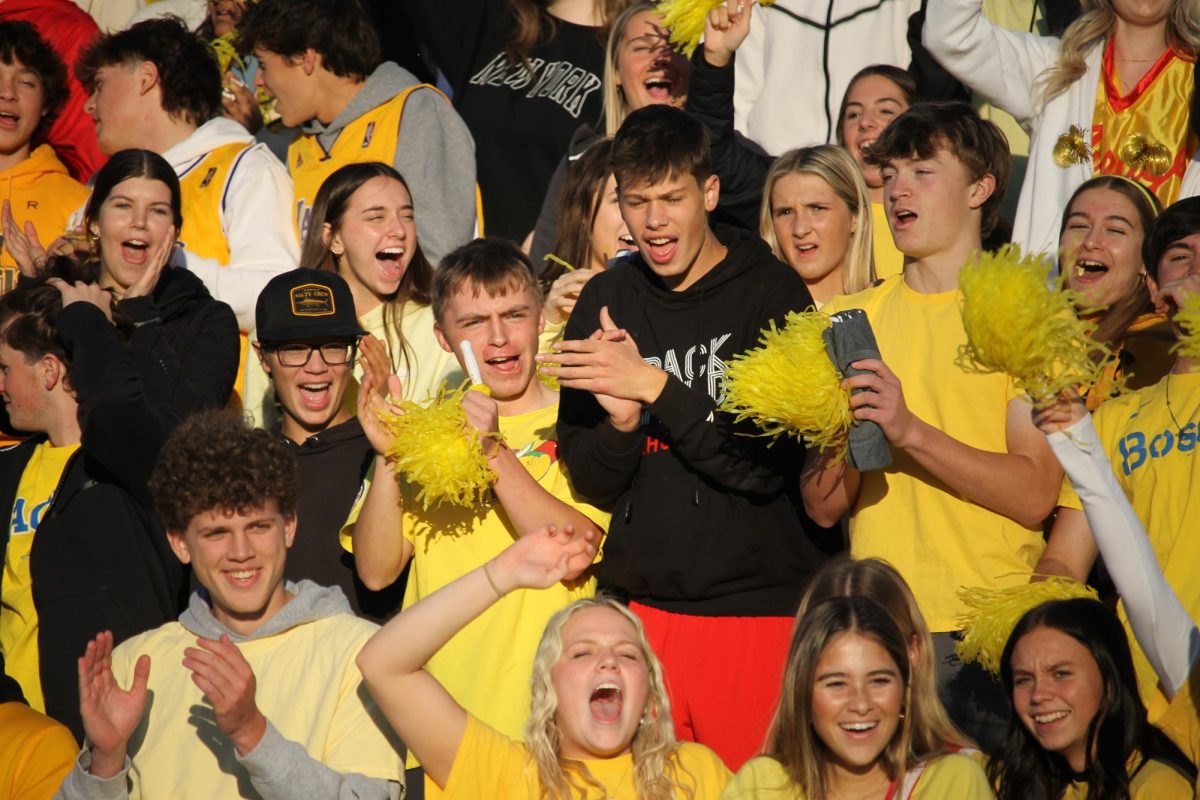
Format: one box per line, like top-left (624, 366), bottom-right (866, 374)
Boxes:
top-left (57, 411), bottom-right (404, 800)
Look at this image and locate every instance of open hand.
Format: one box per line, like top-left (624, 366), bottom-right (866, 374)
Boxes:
top-left (78, 631), bottom-right (150, 778)
top-left (124, 226), bottom-right (177, 300)
top-left (2, 200), bottom-right (49, 278)
top-left (358, 369), bottom-right (405, 455)
top-left (183, 635), bottom-right (267, 756)
top-left (48, 277), bottom-right (114, 324)
top-left (491, 525), bottom-right (598, 592)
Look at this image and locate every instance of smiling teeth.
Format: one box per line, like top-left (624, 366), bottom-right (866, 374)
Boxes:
top-left (1034, 711), bottom-right (1069, 723)
top-left (300, 383), bottom-right (329, 390)
top-left (648, 238), bottom-right (671, 245)
top-left (229, 570), bottom-right (255, 579)
top-left (380, 247), bottom-right (404, 255)
top-left (840, 722), bottom-right (877, 731)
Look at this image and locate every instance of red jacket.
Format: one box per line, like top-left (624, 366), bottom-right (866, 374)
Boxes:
top-left (0, 0), bottom-right (106, 182)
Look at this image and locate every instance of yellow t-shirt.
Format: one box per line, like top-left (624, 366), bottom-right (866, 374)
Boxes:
top-left (429, 714), bottom-right (730, 798)
top-left (0, 701), bottom-right (78, 799)
top-left (1091, 41), bottom-right (1198, 209)
top-left (719, 753), bottom-right (993, 799)
top-left (111, 614), bottom-right (402, 798)
top-left (1060, 753), bottom-right (1194, 799)
top-left (1152, 662), bottom-right (1200, 772)
top-left (871, 202), bottom-right (904, 281)
top-left (397, 401), bottom-right (608, 760)
top-left (0, 441), bottom-right (79, 712)
top-left (823, 276), bottom-right (1041, 632)
top-left (242, 299), bottom-right (461, 429)
top-left (1059, 371), bottom-right (1200, 709)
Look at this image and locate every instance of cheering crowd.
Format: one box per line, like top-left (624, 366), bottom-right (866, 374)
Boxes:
top-left (0, 0), bottom-right (1198, 797)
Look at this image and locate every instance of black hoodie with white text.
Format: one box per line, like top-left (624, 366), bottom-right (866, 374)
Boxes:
top-left (557, 225), bottom-right (840, 616)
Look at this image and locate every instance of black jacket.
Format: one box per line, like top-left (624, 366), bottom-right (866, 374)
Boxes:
top-left (0, 302), bottom-right (187, 741)
top-left (557, 226), bottom-right (840, 616)
top-left (281, 417), bottom-right (405, 623)
top-left (119, 266), bottom-right (239, 430)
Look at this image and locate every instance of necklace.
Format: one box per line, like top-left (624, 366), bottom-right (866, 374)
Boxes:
top-left (1164, 372), bottom-right (1193, 435)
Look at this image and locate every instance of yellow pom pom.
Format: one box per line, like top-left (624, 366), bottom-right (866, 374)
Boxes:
top-left (1174, 290), bottom-right (1200, 361)
top-left (956, 578), bottom-right (1098, 676)
top-left (957, 245), bottom-right (1116, 401)
top-left (209, 34), bottom-right (244, 76)
top-left (381, 384), bottom-right (496, 509)
top-left (720, 310), bottom-right (852, 455)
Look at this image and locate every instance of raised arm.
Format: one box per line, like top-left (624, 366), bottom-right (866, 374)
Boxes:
top-left (1037, 399), bottom-right (1199, 698)
top-left (350, 368), bottom-right (415, 591)
top-left (356, 527), bottom-right (595, 788)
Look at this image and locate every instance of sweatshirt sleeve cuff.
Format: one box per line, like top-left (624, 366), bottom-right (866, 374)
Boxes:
top-left (63, 750), bottom-right (131, 800)
top-left (647, 374), bottom-right (715, 431)
top-left (597, 415), bottom-right (645, 456)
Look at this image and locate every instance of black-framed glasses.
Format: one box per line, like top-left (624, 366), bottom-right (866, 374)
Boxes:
top-left (269, 341), bottom-right (357, 367)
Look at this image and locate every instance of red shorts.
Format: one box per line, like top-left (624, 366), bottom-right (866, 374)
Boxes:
top-left (629, 601), bottom-right (794, 771)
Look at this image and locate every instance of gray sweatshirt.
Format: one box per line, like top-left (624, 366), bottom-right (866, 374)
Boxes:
top-left (55, 581), bottom-right (403, 800)
top-left (302, 62), bottom-right (476, 266)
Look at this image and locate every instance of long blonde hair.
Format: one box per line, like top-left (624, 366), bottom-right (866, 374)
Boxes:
top-left (772, 557), bottom-right (969, 755)
top-left (759, 145), bottom-right (876, 295)
top-left (1039, 0), bottom-right (1200, 102)
top-left (524, 597), bottom-right (694, 800)
top-left (603, 2), bottom-right (656, 136)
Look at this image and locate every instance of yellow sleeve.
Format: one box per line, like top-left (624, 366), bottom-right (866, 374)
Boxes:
top-left (0, 704), bottom-right (79, 800)
top-left (671, 742), bottom-right (731, 797)
top-left (1129, 758), bottom-right (1195, 799)
top-left (1154, 664), bottom-right (1200, 768)
top-left (718, 756), bottom-right (794, 799)
top-left (338, 461), bottom-right (375, 554)
top-left (912, 753), bottom-right (994, 799)
top-left (320, 626), bottom-right (405, 781)
top-left (426, 715), bottom-right (526, 799)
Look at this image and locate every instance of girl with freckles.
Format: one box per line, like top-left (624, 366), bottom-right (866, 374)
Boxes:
top-left (721, 597), bottom-right (991, 799)
top-left (356, 527), bottom-right (731, 799)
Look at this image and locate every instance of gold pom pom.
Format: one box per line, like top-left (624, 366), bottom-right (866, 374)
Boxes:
top-left (1174, 290), bottom-right (1200, 361)
top-left (957, 245), bottom-right (1116, 401)
top-left (720, 310), bottom-right (853, 456)
top-left (1052, 125), bottom-right (1091, 168)
top-left (1119, 133), bottom-right (1173, 177)
top-left (381, 384), bottom-right (497, 509)
top-left (656, 0), bottom-right (772, 56)
top-left (956, 578), bottom-right (1098, 676)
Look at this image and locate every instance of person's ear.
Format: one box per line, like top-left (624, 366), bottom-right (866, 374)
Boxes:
top-left (433, 323), bottom-right (453, 354)
top-left (703, 174), bottom-right (720, 213)
top-left (283, 514), bottom-right (297, 548)
top-left (967, 173), bottom-right (996, 211)
top-left (166, 529), bottom-right (192, 565)
top-left (40, 354), bottom-right (62, 392)
top-left (302, 49), bottom-right (319, 77)
top-left (253, 341), bottom-right (271, 375)
top-left (136, 60), bottom-right (160, 98)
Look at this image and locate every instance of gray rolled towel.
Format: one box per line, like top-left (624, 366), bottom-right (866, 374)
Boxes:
top-left (822, 309), bottom-right (892, 471)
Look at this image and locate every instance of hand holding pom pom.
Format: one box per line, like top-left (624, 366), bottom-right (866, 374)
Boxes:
top-left (380, 383), bottom-right (499, 509)
top-left (720, 310), bottom-right (854, 457)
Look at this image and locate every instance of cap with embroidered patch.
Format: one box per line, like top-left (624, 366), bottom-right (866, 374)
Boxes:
top-left (255, 268), bottom-right (367, 344)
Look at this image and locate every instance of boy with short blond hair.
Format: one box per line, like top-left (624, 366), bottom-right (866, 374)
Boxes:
top-left (804, 101), bottom-right (1062, 749)
top-left (349, 238), bottom-right (606, 772)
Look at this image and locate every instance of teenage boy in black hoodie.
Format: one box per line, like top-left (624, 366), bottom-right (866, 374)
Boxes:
top-left (543, 104), bottom-right (835, 770)
top-left (253, 268), bottom-right (402, 622)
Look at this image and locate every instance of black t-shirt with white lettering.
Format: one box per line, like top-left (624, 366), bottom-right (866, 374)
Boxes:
top-left (454, 19), bottom-right (605, 241)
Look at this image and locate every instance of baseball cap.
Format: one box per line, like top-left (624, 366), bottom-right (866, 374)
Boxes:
top-left (255, 268), bottom-right (368, 344)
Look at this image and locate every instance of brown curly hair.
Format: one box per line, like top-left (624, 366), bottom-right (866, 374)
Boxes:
top-left (148, 410), bottom-right (298, 531)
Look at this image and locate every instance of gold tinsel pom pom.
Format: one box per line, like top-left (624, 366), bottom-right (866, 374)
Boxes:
top-left (956, 578), bottom-right (1098, 676)
top-left (1174, 291), bottom-right (1200, 361)
top-left (720, 310), bottom-right (852, 455)
top-left (1052, 125), bottom-right (1091, 168)
top-left (957, 246), bottom-right (1114, 401)
top-left (656, 0), bottom-right (775, 57)
top-left (1118, 133), bottom-right (1173, 177)
top-left (381, 384), bottom-right (496, 509)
